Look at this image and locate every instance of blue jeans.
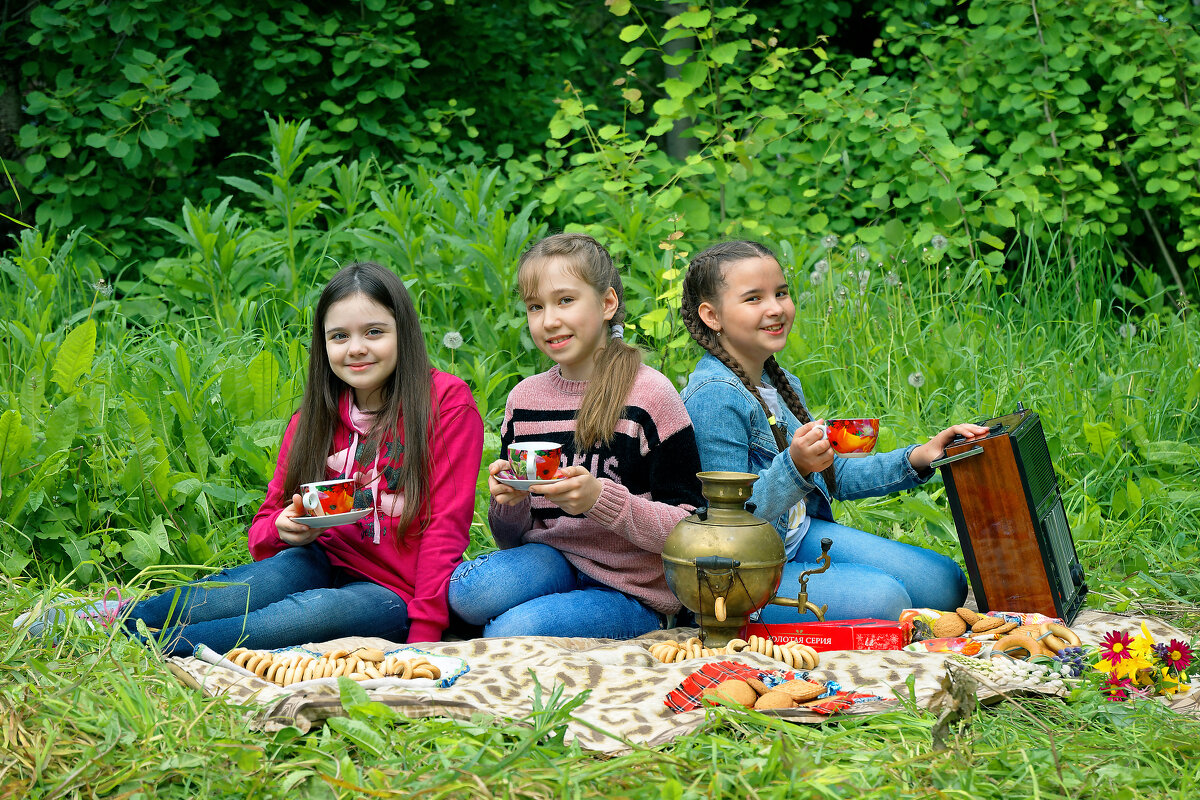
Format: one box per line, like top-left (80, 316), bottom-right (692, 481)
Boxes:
top-left (122, 545), bottom-right (409, 657)
top-left (756, 517), bottom-right (968, 624)
top-left (448, 543), bottom-right (664, 639)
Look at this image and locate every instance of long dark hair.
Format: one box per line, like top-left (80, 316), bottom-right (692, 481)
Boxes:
top-left (680, 241), bottom-right (837, 493)
top-left (284, 261), bottom-right (433, 539)
top-left (518, 233), bottom-right (641, 451)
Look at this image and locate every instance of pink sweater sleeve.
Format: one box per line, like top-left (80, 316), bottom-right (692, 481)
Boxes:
top-left (405, 379), bottom-right (484, 644)
top-left (247, 413), bottom-right (301, 561)
top-left (584, 479), bottom-right (692, 555)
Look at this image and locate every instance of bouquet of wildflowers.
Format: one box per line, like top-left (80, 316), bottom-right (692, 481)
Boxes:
top-left (1087, 622), bottom-right (1193, 701)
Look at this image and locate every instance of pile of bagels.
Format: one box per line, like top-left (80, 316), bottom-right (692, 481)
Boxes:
top-left (648, 635), bottom-right (821, 670)
top-left (932, 607), bottom-right (1082, 660)
top-left (224, 646), bottom-right (441, 686)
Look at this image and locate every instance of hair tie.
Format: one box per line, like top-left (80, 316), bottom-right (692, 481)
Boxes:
top-left (610, 323), bottom-right (624, 340)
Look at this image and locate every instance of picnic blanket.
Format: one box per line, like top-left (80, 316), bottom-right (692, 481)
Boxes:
top-left (165, 609), bottom-right (1199, 754)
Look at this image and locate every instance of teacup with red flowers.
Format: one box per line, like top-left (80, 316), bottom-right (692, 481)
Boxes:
top-left (300, 478), bottom-right (357, 517)
top-left (818, 418), bottom-right (880, 457)
top-left (507, 441), bottom-right (563, 481)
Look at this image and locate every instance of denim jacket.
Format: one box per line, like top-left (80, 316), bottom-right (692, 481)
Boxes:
top-left (681, 353), bottom-right (933, 540)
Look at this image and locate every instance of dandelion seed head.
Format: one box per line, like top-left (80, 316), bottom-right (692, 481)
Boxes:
top-left (857, 269), bottom-right (871, 288)
top-left (1118, 323), bottom-right (1137, 339)
top-left (809, 270), bottom-right (823, 286)
top-left (442, 331), bottom-right (464, 349)
top-left (821, 234), bottom-right (839, 249)
top-left (814, 259), bottom-right (830, 274)
top-left (885, 270), bottom-right (901, 287)
top-left (851, 245), bottom-right (870, 263)
top-left (908, 371), bottom-right (925, 388)
top-left (931, 234), bottom-right (948, 251)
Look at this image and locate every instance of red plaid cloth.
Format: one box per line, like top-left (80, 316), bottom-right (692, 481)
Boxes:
top-left (665, 660), bottom-right (896, 715)
top-left (665, 660), bottom-right (795, 713)
top-left (801, 691), bottom-right (894, 715)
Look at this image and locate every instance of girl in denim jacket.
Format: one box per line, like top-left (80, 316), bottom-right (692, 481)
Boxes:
top-left (680, 240), bottom-right (987, 621)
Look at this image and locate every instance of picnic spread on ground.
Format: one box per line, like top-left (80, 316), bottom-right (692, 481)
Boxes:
top-left (159, 408), bottom-right (1196, 753)
top-left (166, 608), bottom-right (1197, 755)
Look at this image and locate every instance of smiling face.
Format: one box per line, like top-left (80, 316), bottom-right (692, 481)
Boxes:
top-left (323, 292), bottom-right (398, 411)
top-left (522, 256), bottom-right (618, 381)
top-left (697, 255), bottom-right (795, 380)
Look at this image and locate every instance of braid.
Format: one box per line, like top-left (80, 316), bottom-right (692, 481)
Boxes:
top-left (764, 357), bottom-right (837, 493)
top-left (681, 247), bottom-right (789, 453)
top-left (682, 240), bottom-right (837, 492)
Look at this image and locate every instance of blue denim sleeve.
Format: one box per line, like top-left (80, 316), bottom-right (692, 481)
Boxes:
top-left (683, 378), bottom-right (815, 527)
top-left (776, 371), bottom-right (933, 501)
top-left (826, 443), bottom-right (934, 500)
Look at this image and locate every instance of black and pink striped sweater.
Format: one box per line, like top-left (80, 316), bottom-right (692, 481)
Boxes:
top-left (489, 364), bottom-right (704, 613)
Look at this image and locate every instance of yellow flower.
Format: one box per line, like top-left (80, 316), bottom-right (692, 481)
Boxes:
top-left (1129, 622), bottom-right (1156, 661)
top-left (1111, 653), bottom-right (1156, 682)
top-left (1160, 669), bottom-right (1192, 696)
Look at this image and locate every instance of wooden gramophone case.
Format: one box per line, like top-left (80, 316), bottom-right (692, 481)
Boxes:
top-left (933, 405), bottom-right (1087, 624)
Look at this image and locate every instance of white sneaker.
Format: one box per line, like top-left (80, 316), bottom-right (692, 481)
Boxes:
top-left (14, 591), bottom-right (127, 637)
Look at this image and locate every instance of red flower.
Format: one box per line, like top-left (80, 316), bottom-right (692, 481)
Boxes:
top-left (535, 454), bottom-right (560, 479)
top-left (1103, 674), bottom-right (1133, 701)
top-left (324, 485), bottom-right (354, 514)
top-left (1100, 630), bottom-right (1134, 663)
top-left (1160, 639), bottom-right (1193, 673)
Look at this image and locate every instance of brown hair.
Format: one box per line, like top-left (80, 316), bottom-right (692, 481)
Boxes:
top-left (285, 261), bottom-right (433, 540)
top-left (518, 233), bottom-right (640, 452)
top-left (680, 241), bottom-right (837, 493)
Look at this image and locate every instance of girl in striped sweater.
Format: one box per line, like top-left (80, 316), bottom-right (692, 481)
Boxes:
top-left (449, 233), bottom-right (705, 639)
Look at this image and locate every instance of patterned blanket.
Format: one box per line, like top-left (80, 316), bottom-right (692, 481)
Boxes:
top-left (166, 609), bottom-right (1199, 754)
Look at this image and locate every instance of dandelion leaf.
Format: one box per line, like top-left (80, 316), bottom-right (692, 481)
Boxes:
top-left (51, 318), bottom-right (97, 394)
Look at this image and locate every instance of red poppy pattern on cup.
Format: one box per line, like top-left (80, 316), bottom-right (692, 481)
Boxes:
top-left (827, 418), bottom-right (880, 454)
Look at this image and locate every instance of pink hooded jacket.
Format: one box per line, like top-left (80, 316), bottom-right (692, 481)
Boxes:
top-left (247, 369), bottom-right (483, 644)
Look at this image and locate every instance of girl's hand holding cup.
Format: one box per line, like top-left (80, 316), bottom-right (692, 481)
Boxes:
top-left (530, 465), bottom-right (602, 516)
top-left (789, 419), bottom-right (835, 477)
top-left (276, 495), bottom-right (322, 546)
top-left (488, 459), bottom-right (529, 505)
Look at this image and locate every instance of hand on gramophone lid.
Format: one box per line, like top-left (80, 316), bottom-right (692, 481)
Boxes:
top-left (530, 465), bottom-right (601, 515)
top-left (909, 423), bottom-right (992, 472)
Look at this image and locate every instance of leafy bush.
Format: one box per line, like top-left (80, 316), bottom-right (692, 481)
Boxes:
top-left (539, 0), bottom-right (1199, 299)
top-left (0, 120), bottom-right (549, 581)
top-left (0, 0), bottom-right (632, 263)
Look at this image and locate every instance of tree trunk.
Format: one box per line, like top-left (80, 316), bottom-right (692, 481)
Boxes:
top-left (662, 2), bottom-right (695, 161)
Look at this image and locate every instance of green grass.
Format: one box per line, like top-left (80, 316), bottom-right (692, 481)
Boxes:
top-left (4, 241), bottom-right (1199, 797)
top-left (4, 150), bottom-right (1200, 800)
top-left (2, 603), bottom-right (1198, 798)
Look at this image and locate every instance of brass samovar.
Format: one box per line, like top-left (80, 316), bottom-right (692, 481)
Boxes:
top-left (662, 471), bottom-right (833, 646)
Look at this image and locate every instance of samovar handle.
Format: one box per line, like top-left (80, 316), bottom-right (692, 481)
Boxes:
top-left (795, 538), bottom-right (833, 621)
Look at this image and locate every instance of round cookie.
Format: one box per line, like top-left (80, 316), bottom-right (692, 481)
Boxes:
top-left (956, 607), bottom-right (982, 625)
top-left (932, 613), bottom-right (968, 638)
top-left (701, 680), bottom-right (757, 709)
top-left (775, 679), bottom-right (825, 702)
top-left (972, 616), bottom-right (1003, 633)
top-left (754, 691), bottom-right (796, 710)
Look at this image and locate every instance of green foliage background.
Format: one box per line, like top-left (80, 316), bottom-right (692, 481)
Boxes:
top-left (3, 3), bottom-right (1200, 797)
top-left (1, 0), bottom-right (1198, 599)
